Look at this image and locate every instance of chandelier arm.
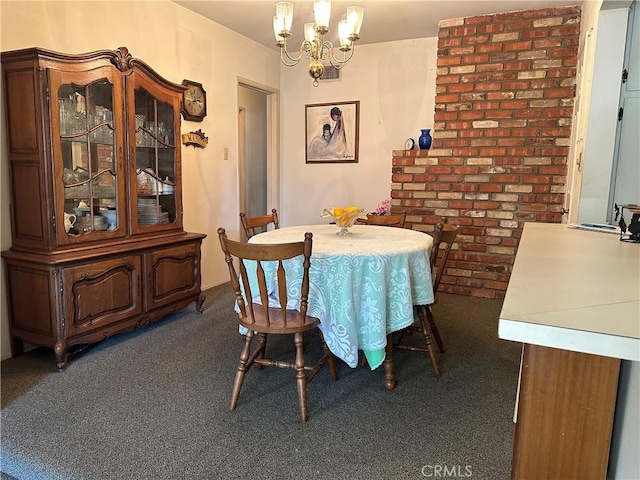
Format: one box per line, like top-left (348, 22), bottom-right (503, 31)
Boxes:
top-left (322, 41), bottom-right (355, 69)
top-left (280, 39), bottom-right (314, 66)
top-left (280, 47), bottom-right (302, 66)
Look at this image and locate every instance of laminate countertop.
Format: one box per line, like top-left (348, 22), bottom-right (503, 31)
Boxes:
top-left (498, 222), bottom-right (640, 361)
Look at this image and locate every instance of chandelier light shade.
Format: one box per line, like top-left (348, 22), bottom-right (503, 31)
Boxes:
top-left (273, 0), bottom-right (364, 86)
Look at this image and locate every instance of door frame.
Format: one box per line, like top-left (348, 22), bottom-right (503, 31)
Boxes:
top-left (238, 106), bottom-right (247, 215)
top-left (237, 78), bottom-right (280, 231)
top-left (564, 26), bottom-right (594, 224)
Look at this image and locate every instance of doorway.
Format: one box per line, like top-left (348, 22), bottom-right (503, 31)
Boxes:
top-left (237, 82), bottom-right (280, 228)
top-left (608, 0), bottom-right (639, 217)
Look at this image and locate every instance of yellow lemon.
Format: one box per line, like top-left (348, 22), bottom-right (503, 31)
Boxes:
top-left (346, 206), bottom-right (359, 212)
top-left (333, 207), bottom-right (345, 217)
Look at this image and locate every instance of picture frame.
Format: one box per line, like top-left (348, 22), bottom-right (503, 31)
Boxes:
top-left (305, 101), bottom-right (359, 163)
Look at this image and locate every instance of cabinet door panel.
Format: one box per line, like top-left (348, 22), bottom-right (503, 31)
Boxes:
top-left (11, 163), bottom-right (47, 243)
top-left (63, 256), bottom-right (142, 337)
top-left (4, 65), bottom-right (40, 155)
top-left (49, 67), bottom-right (127, 245)
top-left (146, 243), bottom-right (201, 310)
top-left (127, 72), bottom-right (183, 235)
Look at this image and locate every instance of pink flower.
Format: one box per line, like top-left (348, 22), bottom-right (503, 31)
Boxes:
top-left (374, 199), bottom-right (391, 215)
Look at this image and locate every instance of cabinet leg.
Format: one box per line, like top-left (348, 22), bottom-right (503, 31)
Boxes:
top-left (54, 341), bottom-right (68, 371)
top-left (10, 337), bottom-right (24, 357)
top-left (195, 293), bottom-right (206, 313)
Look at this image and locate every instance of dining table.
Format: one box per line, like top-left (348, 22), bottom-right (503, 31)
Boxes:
top-left (247, 224), bottom-right (434, 389)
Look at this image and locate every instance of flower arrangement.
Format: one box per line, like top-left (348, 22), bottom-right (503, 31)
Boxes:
top-left (371, 198), bottom-right (391, 216)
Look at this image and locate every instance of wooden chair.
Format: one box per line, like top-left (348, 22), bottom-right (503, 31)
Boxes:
top-left (240, 209), bottom-right (279, 240)
top-left (393, 220), bottom-right (459, 376)
top-left (217, 228), bottom-right (337, 422)
top-left (356, 211), bottom-right (406, 228)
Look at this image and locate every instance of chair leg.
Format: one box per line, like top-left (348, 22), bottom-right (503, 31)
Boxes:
top-left (293, 332), bottom-right (308, 422)
top-left (255, 333), bottom-right (267, 370)
top-left (416, 307), bottom-right (441, 377)
top-left (230, 329), bottom-right (254, 410)
top-left (426, 306), bottom-right (445, 353)
top-left (318, 330), bottom-right (338, 381)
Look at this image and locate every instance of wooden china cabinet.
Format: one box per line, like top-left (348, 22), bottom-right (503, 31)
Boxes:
top-left (1, 47), bottom-right (206, 370)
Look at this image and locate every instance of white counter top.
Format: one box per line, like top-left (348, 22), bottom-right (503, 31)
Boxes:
top-left (498, 222), bottom-right (640, 361)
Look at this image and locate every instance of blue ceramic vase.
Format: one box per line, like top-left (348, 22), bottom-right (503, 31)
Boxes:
top-left (419, 129), bottom-right (432, 149)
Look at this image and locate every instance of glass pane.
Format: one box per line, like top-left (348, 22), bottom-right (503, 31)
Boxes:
top-left (134, 87), bottom-right (176, 227)
top-left (58, 79), bottom-right (117, 235)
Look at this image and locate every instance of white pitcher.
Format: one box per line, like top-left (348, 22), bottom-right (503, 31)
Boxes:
top-left (64, 212), bottom-right (77, 233)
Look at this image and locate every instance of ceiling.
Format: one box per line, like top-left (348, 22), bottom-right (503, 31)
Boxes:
top-left (173, 0), bottom-right (583, 51)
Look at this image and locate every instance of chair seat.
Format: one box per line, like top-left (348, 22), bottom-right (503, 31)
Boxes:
top-left (239, 308), bottom-right (320, 334)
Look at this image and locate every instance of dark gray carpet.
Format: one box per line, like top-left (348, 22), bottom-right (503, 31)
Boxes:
top-left (1, 283), bottom-right (521, 480)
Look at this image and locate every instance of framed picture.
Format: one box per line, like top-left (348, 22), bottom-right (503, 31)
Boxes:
top-left (305, 101), bottom-right (359, 163)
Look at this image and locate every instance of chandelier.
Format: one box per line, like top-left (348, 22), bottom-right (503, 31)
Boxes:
top-left (273, 1), bottom-right (364, 86)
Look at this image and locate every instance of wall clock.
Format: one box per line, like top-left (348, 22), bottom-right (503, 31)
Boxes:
top-left (181, 80), bottom-right (207, 122)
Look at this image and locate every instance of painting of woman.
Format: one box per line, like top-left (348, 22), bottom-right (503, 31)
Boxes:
top-left (305, 101), bottom-right (359, 163)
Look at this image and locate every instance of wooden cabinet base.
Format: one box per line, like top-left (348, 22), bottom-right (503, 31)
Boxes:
top-left (512, 344), bottom-right (621, 479)
top-left (3, 233), bottom-right (205, 370)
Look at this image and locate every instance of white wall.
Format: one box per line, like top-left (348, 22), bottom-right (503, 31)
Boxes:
top-left (279, 38), bottom-right (438, 226)
top-left (0, 0), bottom-right (281, 360)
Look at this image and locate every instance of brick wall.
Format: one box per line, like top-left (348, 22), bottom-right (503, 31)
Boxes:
top-left (391, 6), bottom-right (581, 299)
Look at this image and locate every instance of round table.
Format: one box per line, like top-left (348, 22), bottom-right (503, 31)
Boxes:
top-left (250, 224), bottom-right (434, 388)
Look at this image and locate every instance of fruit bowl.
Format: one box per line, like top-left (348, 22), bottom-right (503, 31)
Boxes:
top-left (322, 206), bottom-right (367, 236)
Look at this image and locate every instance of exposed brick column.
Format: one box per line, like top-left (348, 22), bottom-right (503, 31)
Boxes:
top-left (391, 6), bottom-right (581, 298)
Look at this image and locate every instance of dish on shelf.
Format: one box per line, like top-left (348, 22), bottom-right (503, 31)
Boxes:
top-left (73, 208), bottom-right (90, 217)
top-left (101, 210), bottom-right (117, 226)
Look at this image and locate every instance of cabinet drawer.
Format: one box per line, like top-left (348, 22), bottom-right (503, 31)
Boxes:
top-left (62, 256), bottom-right (143, 337)
top-left (145, 242), bottom-right (201, 311)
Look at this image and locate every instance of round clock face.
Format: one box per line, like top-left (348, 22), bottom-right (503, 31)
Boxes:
top-left (182, 81), bottom-right (206, 121)
top-left (185, 86), bottom-right (205, 115)
top-left (404, 138), bottom-right (415, 150)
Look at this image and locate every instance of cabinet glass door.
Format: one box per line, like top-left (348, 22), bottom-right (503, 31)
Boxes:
top-left (130, 77), bottom-right (181, 233)
top-left (50, 68), bottom-right (125, 243)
